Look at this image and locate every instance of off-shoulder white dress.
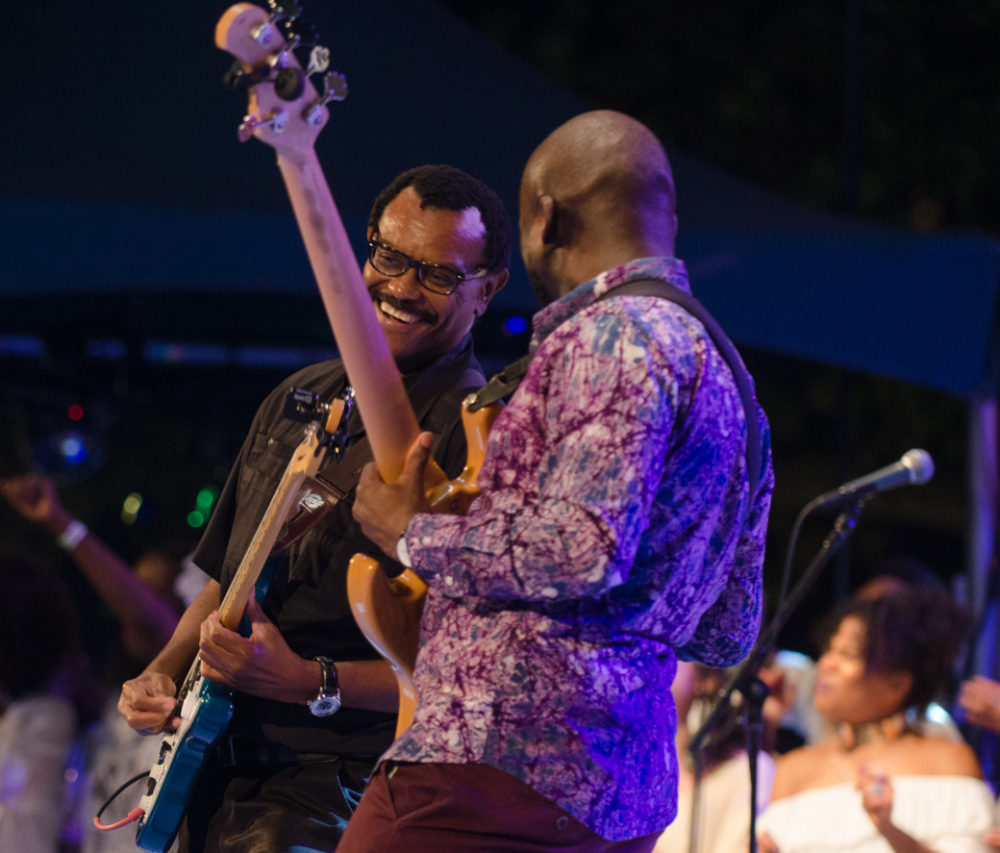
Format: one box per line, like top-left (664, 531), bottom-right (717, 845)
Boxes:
top-left (757, 776), bottom-right (996, 853)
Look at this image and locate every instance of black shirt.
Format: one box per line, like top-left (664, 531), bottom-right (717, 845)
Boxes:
top-left (191, 335), bottom-right (485, 756)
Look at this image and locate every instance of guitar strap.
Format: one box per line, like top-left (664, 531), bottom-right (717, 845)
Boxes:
top-left (467, 278), bottom-right (763, 498)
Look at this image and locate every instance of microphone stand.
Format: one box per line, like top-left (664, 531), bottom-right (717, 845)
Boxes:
top-left (685, 497), bottom-right (867, 853)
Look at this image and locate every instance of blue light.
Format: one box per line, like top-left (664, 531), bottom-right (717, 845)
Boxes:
top-left (503, 315), bottom-right (528, 335)
top-left (58, 432), bottom-right (88, 464)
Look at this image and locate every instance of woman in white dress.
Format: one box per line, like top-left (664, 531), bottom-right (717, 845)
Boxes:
top-left (757, 585), bottom-right (996, 853)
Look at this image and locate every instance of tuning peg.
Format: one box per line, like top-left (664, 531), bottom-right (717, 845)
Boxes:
top-left (267, 0), bottom-right (302, 22)
top-left (254, 1), bottom-right (305, 46)
top-left (237, 109), bottom-right (289, 142)
top-left (319, 71), bottom-right (348, 104)
top-left (304, 46), bottom-right (330, 76)
top-left (302, 71), bottom-right (348, 128)
top-left (250, 20), bottom-right (276, 47)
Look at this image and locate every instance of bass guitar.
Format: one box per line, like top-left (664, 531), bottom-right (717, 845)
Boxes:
top-left (215, 1), bottom-right (501, 737)
top-left (131, 389), bottom-right (351, 852)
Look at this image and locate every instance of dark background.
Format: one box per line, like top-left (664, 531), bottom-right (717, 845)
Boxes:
top-left (2, 0), bottom-right (998, 666)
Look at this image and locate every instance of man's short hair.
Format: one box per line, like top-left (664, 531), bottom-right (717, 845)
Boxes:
top-left (368, 165), bottom-right (512, 273)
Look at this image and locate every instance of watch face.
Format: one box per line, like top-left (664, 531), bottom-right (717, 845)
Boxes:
top-left (309, 695), bottom-right (342, 717)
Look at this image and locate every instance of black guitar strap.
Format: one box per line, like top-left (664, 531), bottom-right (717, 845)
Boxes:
top-left (467, 278), bottom-right (763, 498)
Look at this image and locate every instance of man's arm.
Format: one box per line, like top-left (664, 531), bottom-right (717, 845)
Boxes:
top-left (0, 474), bottom-right (179, 661)
top-left (118, 579), bottom-right (220, 734)
top-left (356, 326), bottom-right (675, 602)
top-left (196, 594), bottom-right (398, 712)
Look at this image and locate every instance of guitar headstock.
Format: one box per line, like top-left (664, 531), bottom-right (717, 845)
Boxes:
top-left (215, 2), bottom-right (347, 157)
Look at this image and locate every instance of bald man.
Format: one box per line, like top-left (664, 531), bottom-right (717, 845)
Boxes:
top-left (342, 111), bottom-right (775, 852)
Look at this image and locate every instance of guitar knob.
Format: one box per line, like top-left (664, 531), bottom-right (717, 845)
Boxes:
top-left (274, 66), bottom-right (306, 101)
top-left (223, 59), bottom-right (248, 91)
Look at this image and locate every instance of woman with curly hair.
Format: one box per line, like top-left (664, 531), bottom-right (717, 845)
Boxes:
top-left (757, 585), bottom-right (997, 853)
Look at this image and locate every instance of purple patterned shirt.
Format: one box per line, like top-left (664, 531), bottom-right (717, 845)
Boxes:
top-left (386, 257), bottom-right (774, 840)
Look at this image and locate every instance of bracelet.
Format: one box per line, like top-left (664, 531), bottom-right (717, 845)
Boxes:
top-left (57, 520), bottom-right (89, 551)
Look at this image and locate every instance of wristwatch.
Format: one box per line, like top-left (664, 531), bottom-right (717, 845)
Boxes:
top-left (308, 656), bottom-right (342, 717)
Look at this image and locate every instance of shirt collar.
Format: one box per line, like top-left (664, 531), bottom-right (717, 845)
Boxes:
top-left (530, 256), bottom-right (690, 347)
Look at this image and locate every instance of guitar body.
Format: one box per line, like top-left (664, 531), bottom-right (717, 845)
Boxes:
top-left (347, 559), bottom-right (425, 736)
top-left (127, 390), bottom-right (347, 851)
top-left (135, 668), bottom-right (234, 851)
top-left (134, 551), bottom-right (291, 851)
top-left (347, 401), bottom-right (501, 735)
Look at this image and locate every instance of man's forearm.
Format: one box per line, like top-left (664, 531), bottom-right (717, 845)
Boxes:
top-left (143, 579), bottom-right (220, 683)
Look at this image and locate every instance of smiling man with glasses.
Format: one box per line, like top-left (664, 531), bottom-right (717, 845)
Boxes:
top-left (362, 167), bottom-right (509, 373)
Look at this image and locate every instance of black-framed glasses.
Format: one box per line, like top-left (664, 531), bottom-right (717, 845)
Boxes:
top-left (367, 238), bottom-right (488, 296)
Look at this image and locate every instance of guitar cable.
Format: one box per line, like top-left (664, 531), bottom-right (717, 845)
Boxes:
top-left (92, 771), bottom-right (148, 831)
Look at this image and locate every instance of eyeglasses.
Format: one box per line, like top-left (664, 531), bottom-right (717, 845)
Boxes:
top-left (367, 238), bottom-right (488, 296)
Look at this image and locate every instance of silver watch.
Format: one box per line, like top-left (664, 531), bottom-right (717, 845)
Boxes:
top-left (308, 656), bottom-right (342, 717)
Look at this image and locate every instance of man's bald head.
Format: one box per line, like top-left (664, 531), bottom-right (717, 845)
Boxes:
top-left (523, 111), bottom-right (675, 233)
top-left (519, 111), bottom-right (678, 302)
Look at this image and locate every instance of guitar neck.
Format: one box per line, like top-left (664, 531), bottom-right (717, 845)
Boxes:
top-left (216, 6), bottom-right (424, 485)
top-left (276, 149), bottom-right (418, 483)
top-left (217, 420), bottom-right (324, 628)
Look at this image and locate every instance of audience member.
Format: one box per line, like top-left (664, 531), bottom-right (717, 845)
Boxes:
top-left (0, 473), bottom-right (197, 852)
top-left (767, 557), bottom-right (962, 750)
top-left (959, 676), bottom-right (1000, 737)
top-left (0, 473), bottom-right (188, 666)
top-left (757, 586), bottom-right (995, 853)
top-left (0, 552), bottom-right (79, 851)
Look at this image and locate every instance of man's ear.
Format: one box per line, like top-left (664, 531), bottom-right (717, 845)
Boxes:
top-left (475, 269), bottom-right (509, 318)
top-left (539, 195), bottom-right (558, 248)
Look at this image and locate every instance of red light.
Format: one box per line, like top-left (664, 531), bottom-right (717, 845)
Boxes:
top-left (67, 404), bottom-right (84, 421)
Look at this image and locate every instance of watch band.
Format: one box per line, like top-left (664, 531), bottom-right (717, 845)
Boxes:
top-left (308, 656), bottom-right (342, 717)
top-left (396, 532), bottom-right (412, 567)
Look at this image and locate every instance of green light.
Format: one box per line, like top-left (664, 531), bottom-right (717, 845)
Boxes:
top-left (122, 492), bottom-right (143, 514)
top-left (186, 510), bottom-right (206, 528)
top-left (121, 492), bottom-right (143, 526)
top-left (195, 487), bottom-right (217, 511)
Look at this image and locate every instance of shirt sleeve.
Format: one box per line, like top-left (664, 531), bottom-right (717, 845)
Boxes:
top-left (405, 309), bottom-right (677, 601)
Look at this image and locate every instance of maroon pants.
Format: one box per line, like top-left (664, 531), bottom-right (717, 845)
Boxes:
top-left (337, 762), bottom-right (660, 853)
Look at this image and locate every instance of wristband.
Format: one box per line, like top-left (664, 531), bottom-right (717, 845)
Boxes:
top-left (57, 520), bottom-right (89, 551)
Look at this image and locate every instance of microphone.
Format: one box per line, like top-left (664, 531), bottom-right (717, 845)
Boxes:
top-left (812, 449), bottom-right (934, 510)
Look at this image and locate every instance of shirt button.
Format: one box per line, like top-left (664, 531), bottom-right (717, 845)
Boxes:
top-left (555, 816), bottom-right (569, 831)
